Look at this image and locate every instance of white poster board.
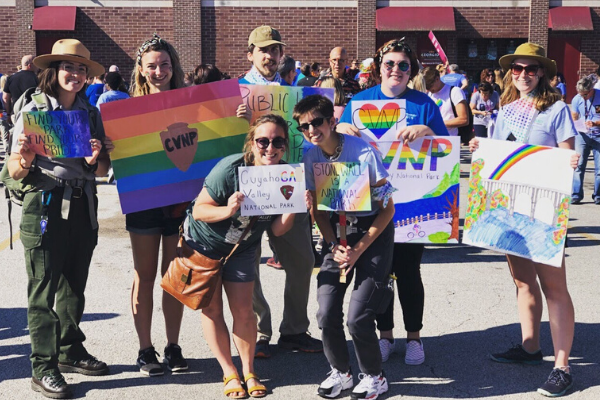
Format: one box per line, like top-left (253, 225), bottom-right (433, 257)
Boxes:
top-left (239, 164), bottom-right (306, 216)
top-left (463, 139), bottom-right (574, 267)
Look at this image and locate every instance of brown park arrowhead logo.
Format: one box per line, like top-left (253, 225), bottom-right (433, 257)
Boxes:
top-left (160, 122), bottom-right (198, 172)
top-left (280, 185), bottom-right (294, 200)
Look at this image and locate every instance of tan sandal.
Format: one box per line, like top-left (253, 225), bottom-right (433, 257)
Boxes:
top-left (244, 373), bottom-right (267, 398)
top-left (223, 373), bottom-right (247, 399)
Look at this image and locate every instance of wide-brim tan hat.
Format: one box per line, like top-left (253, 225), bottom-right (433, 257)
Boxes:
top-left (499, 42), bottom-right (557, 79)
top-left (34, 39), bottom-right (105, 77)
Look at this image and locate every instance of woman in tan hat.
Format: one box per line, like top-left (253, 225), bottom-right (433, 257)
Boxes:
top-left (7, 38), bottom-right (111, 399)
top-left (469, 42), bottom-right (578, 397)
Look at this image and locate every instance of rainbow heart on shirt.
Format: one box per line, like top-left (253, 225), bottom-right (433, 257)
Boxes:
top-left (357, 102), bottom-right (404, 139)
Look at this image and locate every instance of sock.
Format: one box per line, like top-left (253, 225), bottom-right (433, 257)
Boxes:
top-left (556, 365), bottom-right (571, 374)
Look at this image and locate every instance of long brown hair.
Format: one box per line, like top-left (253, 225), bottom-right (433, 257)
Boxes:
top-left (130, 35), bottom-right (184, 97)
top-left (37, 61), bottom-right (62, 99)
top-left (242, 114), bottom-right (290, 165)
top-left (500, 61), bottom-right (561, 112)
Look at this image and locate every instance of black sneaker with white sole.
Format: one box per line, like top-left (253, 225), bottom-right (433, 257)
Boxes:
top-left (537, 368), bottom-right (573, 397)
top-left (163, 343), bottom-right (188, 372)
top-left (136, 346), bottom-right (164, 377)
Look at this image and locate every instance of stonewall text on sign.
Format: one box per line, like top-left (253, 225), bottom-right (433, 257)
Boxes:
top-left (314, 162), bottom-right (371, 212)
top-left (238, 164), bottom-right (306, 216)
top-left (23, 110), bottom-right (92, 158)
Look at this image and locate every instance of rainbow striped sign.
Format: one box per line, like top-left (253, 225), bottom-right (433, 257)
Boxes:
top-left (23, 110), bottom-right (92, 158)
top-left (101, 80), bottom-right (249, 214)
top-left (314, 162), bottom-right (371, 212)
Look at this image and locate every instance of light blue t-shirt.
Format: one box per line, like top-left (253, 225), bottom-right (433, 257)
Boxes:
top-left (96, 90), bottom-right (130, 110)
top-left (571, 89), bottom-right (600, 135)
top-left (556, 82), bottom-right (566, 97)
top-left (339, 85), bottom-right (449, 136)
top-left (303, 134), bottom-right (388, 217)
top-left (494, 100), bottom-right (577, 147)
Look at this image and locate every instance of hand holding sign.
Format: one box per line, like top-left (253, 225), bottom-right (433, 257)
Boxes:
top-left (23, 110), bottom-right (92, 158)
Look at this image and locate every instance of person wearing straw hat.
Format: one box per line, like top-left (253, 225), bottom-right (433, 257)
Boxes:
top-left (7, 38), bottom-right (111, 399)
top-left (469, 42), bottom-right (578, 397)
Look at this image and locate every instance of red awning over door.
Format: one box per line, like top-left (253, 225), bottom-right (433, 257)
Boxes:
top-left (32, 6), bottom-right (77, 31)
top-left (376, 7), bottom-right (455, 31)
top-left (548, 7), bottom-right (593, 31)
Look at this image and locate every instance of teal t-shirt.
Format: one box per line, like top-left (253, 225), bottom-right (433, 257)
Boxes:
top-left (185, 153), bottom-right (276, 255)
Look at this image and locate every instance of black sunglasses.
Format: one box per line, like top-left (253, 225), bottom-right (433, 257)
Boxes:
top-left (255, 137), bottom-right (286, 149)
top-left (383, 60), bottom-right (410, 72)
top-left (511, 63), bottom-right (540, 76)
top-left (297, 117), bottom-right (331, 133)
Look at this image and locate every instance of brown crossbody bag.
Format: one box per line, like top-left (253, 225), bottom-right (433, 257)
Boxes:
top-left (161, 216), bottom-right (258, 310)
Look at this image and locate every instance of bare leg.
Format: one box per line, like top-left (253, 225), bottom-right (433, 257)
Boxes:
top-left (160, 234), bottom-right (184, 345)
top-left (380, 330), bottom-right (393, 340)
top-left (506, 255), bottom-right (543, 353)
top-left (224, 280), bottom-right (265, 397)
top-left (536, 257), bottom-right (574, 368)
top-left (201, 278), bottom-right (244, 398)
top-left (130, 232), bottom-right (161, 350)
top-left (407, 331), bottom-right (421, 340)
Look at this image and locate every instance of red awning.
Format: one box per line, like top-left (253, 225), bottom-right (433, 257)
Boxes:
top-left (548, 7), bottom-right (593, 31)
top-left (32, 6), bottom-right (77, 31)
top-left (376, 7), bottom-right (455, 31)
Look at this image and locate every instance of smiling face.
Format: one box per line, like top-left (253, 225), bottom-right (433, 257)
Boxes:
top-left (248, 44), bottom-right (282, 80)
top-left (139, 50), bottom-right (173, 93)
top-left (511, 57), bottom-right (543, 96)
top-left (57, 61), bottom-right (87, 93)
top-left (251, 122), bottom-right (287, 166)
top-left (380, 51), bottom-right (412, 93)
top-left (297, 111), bottom-right (336, 149)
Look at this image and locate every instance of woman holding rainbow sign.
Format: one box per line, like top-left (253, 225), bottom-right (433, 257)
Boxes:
top-left (336, 39), bottom-right (448, 368)
top-left (469, 42), bottom-right (577, 398)
top-left (295, 94), bottom-right (395, 400)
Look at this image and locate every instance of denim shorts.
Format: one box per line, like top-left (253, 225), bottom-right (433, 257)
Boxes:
top-left (126, 206), bottom-right (185, 236)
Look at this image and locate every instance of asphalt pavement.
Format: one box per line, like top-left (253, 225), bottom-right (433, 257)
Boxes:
top-left (1, 146), bottom-right (599, 399)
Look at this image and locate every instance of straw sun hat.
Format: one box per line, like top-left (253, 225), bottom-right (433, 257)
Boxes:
top-left (33, 39), bottom-right (105, 77)
top-left (499, 42), bottom-right (557, 79)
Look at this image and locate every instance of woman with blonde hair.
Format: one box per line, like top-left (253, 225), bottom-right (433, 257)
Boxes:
top-left (317, 77), bottom-right (345, 120)
top-left (470, 43), bottom-right (577, 397)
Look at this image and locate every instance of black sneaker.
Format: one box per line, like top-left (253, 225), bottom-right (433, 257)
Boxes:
top-left (537, 368), bottom-right (573, 397)
top-left (31, 372), bottom-right (72, 399)
top-left (490, 344), bottom-right (543, 365)
top-left (163, 343), bottom-right (188, 372)
top-left (278, 332), bottom-right (323, 353)
top-left (255, 337), bottom-right (272, 359)
top-left (59, 355), bottom-right (109, 376)
top-left (136, 346), bottom-right (164, 376)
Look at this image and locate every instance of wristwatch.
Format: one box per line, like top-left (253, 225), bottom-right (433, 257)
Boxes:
top-left (328, 241), bottom-right (337, 252)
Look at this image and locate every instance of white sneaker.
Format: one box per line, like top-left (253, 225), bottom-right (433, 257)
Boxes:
top-left (405, 340), bottom-right (425, 365)
top-left (351, 372), bottom-right (388, 400)
top-left (379, 338), bottom-right (395, 362)
top-left (317, 367), bottom-right (353, 398)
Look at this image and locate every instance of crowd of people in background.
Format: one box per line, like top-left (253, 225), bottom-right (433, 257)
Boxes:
top-left (0, 24), bottom-right (593, 400)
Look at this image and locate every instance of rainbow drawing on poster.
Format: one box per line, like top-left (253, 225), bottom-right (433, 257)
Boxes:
top-left (23, 110), bottom-right (92, 158)
top-left (314, 162), bottom-right (371, 212)
top-left (350, 100), bottom-right (406, 143)
top-left (239, 84), bottom-right (334, 163)
top-left (101, 80), bottom-right (249, 214)
top-left (463, 139), bottom-right (574, 267)
top-left (488, 144), bottom-right (551, 180)
top-left (501, 98), bottom-right (538, 142)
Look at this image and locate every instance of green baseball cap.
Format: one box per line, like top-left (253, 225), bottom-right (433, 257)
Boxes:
top-left (248, 26), bottom-right (286, 48)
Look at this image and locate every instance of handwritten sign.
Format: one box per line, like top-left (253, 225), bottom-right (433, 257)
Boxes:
top-left (101, 80), bottom-right (249, 214)
top-left (23, 110), bottom-right (92, 158)
top-left (239, 84), bottom-right (334, 163)
top-left (314, 162), bottom-right (371, 212)
top-left (350, 100), bottom-right (406, 143)
top-left (238, 164), bottom-right (306, 216)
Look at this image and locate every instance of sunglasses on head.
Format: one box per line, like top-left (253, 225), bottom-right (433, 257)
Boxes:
top-left (297, 116), bottom-right (331, 133)
top-left (511, 63), bottom-right (540, 76)
top-left (383, 60), bottom-right (410, 72)
top-left (255, 137), bottom-right (286, 149)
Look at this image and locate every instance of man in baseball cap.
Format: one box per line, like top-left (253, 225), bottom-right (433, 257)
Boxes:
top-left (240, 26), bottom-right (286, 84)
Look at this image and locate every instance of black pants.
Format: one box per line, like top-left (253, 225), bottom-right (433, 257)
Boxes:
top-left (317, 220), bottom-right (394, 375)
top-left (473, 124), bottom-right (488, 138)
top-left (375, 243), bottom-right (425, 333)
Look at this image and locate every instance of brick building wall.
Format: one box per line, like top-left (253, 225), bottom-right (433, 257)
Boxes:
top-left (357, 0), bottom-right (376, 61)
top-left (529, 0), bottom-right (549, 49)
top-left (579, 8), bottom-right (600, 76)
top-left (201, 7), bottom-right (358, 77)
top-left (174, 0), bottom-right (202, 73)
top-left (16, 0), bottom-right (36, 57)
top-left (0, 7), bottom-right (20, 75)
